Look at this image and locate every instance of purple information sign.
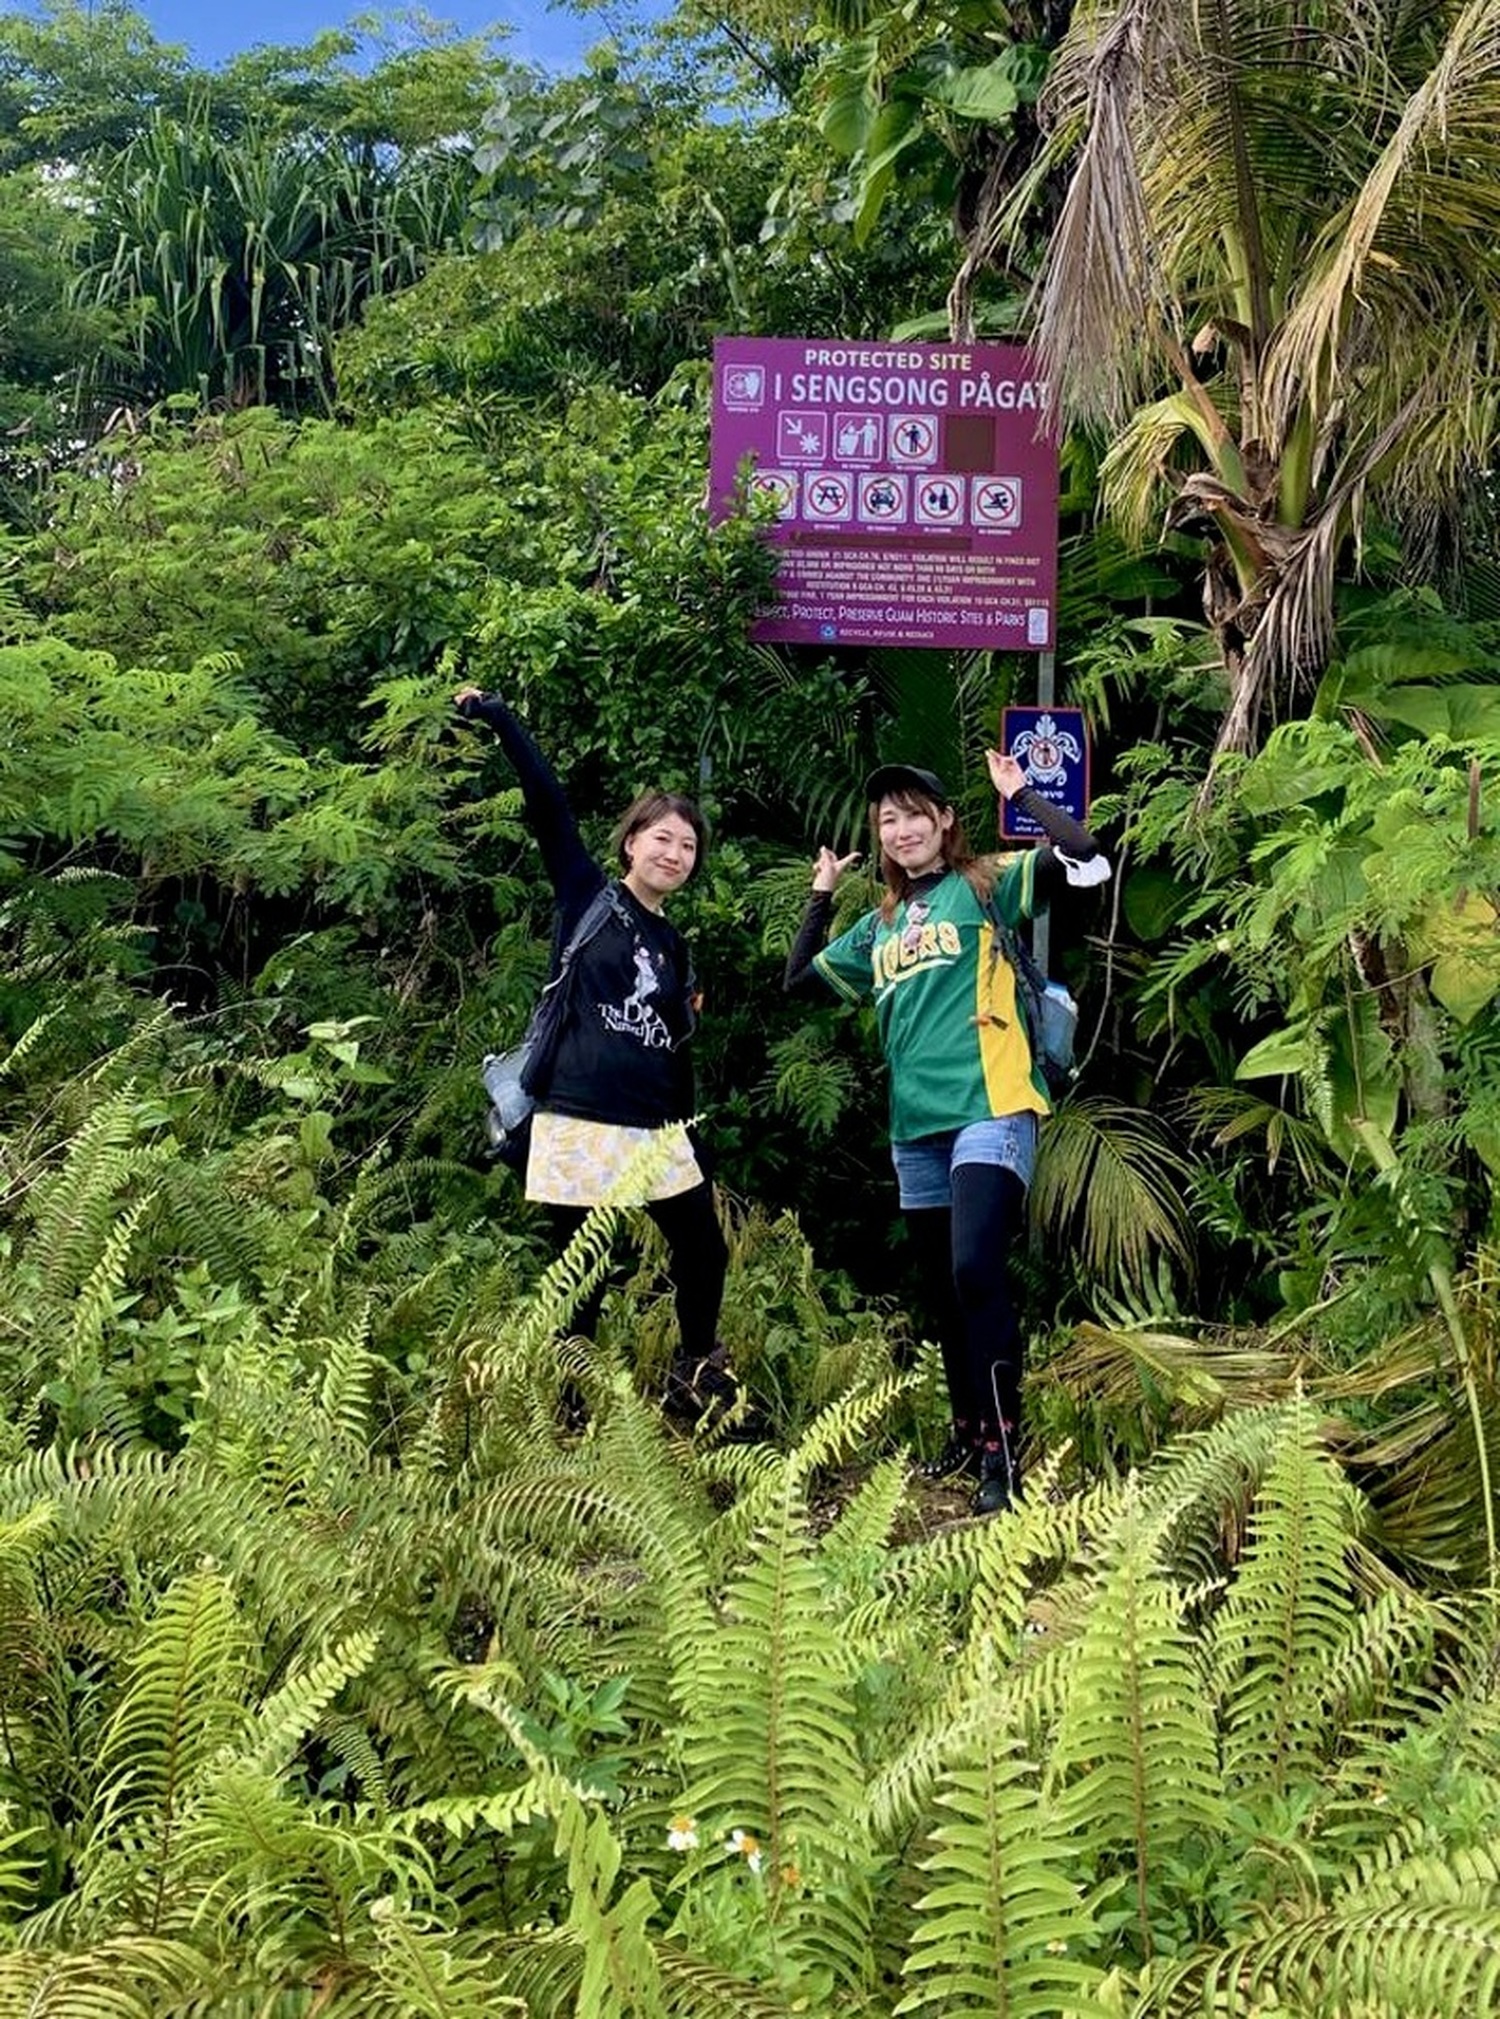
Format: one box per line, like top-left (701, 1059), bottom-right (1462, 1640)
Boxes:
top-left (710, 336), bottom-right (1059, 651)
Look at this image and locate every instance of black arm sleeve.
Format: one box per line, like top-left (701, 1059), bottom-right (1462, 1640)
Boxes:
top-left (784, 891), bottom-right (835, 990)
top-left (457, 691), bottom-right (601, 919)
top-left (1014, 787), bottom-right (1098, 858)
top-left (1011, 788), bottom-right (1108, 907)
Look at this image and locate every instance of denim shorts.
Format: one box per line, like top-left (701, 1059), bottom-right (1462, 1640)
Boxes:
top-left (890, 1114), bottom-right (1039, 1210)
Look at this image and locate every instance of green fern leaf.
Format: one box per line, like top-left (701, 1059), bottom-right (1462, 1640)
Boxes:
top-left (1047, 1489), bottom-right (1227, 1953)
top-left (89, 1570), bottom-right (250, 1928)
top-left (1212, 1395), bottom-right (1364, 1795)
top-left (897, 1717), bottom-right (1109, 2015)
top-left (680, 1459), bottom-right (875, 1997)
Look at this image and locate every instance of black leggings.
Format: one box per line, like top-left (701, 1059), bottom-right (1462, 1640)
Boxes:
top-left (546, 1180), bottom-right (727, 1360)
top-left (904, 1165), bottom-right (1027, 1439)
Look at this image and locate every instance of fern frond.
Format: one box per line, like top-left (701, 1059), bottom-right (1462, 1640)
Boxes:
top-left (680, 1460), bottom-right (875, 1997)
top-left (584, 1374), bottom-right (720, 1710)
top-left (706, 1377), bottom-right (913, 1573)
top-left (0, 1938), bottom-right (218, 2015)
top-left (315, 1313), bottom-right (378, 1448)
top-left (182, 1769), bottom-right (434, 1966)
top-left (819, 1455), bottom-right (910, 1582)
top-left (653, 1947), bottom-right (798, 2017)
top-left (896, 1708), bottom-right (1109, 2016)
top-left (22, 1091), bottom-right (171, 1304)
top-left (1133, 1401), bottom-right (1298, 1585)
top-left (229, 1628), bottom-right (380, 1782)
top-left (861, 1472), bottom-right (1117, 1841)
top-left (65, 1189), bottom-right (155, 1373)
top-left (1212, 1396), bottom-right (1365, 1796)
top-left (89, 1570), bottom-right (251, 1923)
top-left (395, 1779), bottom-right (552, 1843)
top-left (1047, 1487), bottom-right (1227, 1954)
top-left (1155, 1896), bottom-right (1500, 2016)
top-left (363, 1898), bottom-right (530, 2017)
top-left (152, 1156), bottom-right (279, 1292)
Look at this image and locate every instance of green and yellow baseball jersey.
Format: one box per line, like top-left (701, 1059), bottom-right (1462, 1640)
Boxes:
top-left (813, 858), bottom-right (1049, 1142)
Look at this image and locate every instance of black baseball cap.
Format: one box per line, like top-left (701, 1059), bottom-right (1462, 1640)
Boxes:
top-left (865, 762), bottom-right (950, 806)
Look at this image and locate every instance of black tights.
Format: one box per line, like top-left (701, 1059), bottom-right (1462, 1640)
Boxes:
top-left (546, 1180), bottom-right (727, 1360)
top-left (905, 1165), bottom-right (1027, 1441)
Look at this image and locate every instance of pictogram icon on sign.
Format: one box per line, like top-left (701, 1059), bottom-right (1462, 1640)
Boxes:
top-left (748, 470), bottom-right (798, 519)
top-left (858, 473), bottom-right (907, 523)
top-left (777, 411), bottom-right (828, 461)
top-left (971, 476), bottom-right (1023, 528)
top-left (804, 471), bottom-right (854, 521)
top-left (721, 364), bottom-right (766, 409)
top-left (914, 476), bottom-right (965, 526)
top-left (888, 414), bottom-right (938, 465)
top-left (836, 413), bottom-right (882, 459)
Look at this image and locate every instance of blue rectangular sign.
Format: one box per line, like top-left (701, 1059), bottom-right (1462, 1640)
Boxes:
top-left (999, 706), bottom-right (1089, 838)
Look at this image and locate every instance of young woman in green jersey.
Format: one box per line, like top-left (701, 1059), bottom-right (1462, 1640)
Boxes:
top-left (785, 750), bottom-right (1109, 1514)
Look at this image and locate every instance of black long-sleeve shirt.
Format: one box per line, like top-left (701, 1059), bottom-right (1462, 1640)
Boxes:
top-left (459, 692), bottom-right (697, 1127)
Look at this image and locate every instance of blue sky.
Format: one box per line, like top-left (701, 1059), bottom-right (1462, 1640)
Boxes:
top-left (112, 2), bottom-right (649, 73)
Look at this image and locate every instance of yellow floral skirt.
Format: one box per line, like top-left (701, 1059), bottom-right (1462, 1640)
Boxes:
top-left (525, 1112), bottom-right (704, 1208)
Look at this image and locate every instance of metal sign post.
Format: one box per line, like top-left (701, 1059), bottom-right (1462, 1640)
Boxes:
top-left (1033, 649), bottom-right (1055, 976)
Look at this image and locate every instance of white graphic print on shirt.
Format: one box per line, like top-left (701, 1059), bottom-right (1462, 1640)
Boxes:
top-left (598, 940), bottom-right (677, 1050)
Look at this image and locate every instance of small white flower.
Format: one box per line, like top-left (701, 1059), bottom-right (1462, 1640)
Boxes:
top-left (667, 1813), bottom-right (699, 1852)
top-left (729, 1827), bottom-right (764, 1875)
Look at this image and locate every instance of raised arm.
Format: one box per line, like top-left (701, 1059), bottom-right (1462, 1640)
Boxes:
top-left (986, 749), bottom-right (1110, 905)
top-left (454, 686), bottom-right (600, 915)
top-left (785, 847), bottom-right (861, 989)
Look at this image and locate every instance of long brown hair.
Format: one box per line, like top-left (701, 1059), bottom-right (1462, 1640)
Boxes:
top-left (870, 787), bottom-right (993, 921)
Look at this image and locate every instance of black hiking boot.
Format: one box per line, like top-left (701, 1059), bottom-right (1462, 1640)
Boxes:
top-left (972, 1428), bottom-right (1022, 1517)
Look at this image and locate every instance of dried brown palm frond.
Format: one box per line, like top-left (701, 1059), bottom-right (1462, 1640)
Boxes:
top-left (1048, 1316), bottom-right (1296, 1426)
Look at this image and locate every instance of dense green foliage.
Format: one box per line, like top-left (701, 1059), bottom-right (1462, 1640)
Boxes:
top-left (1, 0), bottom-right (1499, 2010)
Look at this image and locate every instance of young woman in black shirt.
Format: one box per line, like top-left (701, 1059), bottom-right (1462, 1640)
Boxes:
top-left (454, 687), bottom-right (728, 1406)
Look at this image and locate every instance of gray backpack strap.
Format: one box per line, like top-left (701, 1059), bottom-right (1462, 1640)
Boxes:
top-left (985, 892), bottom-right (1076, 1098)
top-left (519, 882), bottom-right (628, 1098)
top-left (555, 882), bottom-right (624, 978)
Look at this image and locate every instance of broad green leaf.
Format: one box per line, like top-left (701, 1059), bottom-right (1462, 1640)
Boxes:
top-left (1237, 1021), bottom-right (1313, 1080)
top-left (1239, 744), bottom-right (1353, 814)
top-left (919, 60), bottom-right (1022, 123)
top-left (1315, 642), bottom-right (1476, 718)
top-left (1467, 1117), bottom-right (1500, 1178)
top-left (1409, 893), bottom-right (1500, 1024)
top-left (851, 97), bottom-right (927, 246)
top-left (818, 32), bottom-right (882, 156)
top-left (1375, 685), bottom-right (1500, 740)
top-left (1325, 989), bottom-right (1398, 1160)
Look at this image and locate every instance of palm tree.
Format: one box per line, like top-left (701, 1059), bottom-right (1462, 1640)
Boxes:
top-left (1026, 0), bottom-right (1500, 757)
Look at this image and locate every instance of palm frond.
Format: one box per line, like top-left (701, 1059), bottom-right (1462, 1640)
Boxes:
top-left (1030, 1095), bottom-right (1197, 1291)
